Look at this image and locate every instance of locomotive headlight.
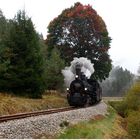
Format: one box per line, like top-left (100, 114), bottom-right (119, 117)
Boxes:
top-left (66, 88), bottom-right (69, 91)
top-left (75, 75), bottom-right (78, 78)
top-left (85, 87), bottom-right (87, 91)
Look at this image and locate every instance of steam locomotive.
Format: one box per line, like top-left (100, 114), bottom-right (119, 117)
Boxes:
top-left (67, 64), bottom-right (102, 107)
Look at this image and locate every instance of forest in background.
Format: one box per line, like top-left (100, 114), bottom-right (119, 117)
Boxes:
top-left (101, 66), bottom-right (134, 97)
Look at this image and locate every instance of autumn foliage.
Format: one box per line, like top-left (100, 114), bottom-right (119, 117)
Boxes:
top-left (46, 2), bottom-right (112, 80)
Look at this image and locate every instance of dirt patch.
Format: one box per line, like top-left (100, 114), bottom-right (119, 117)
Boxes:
top-left (91, 114), bottom-right (105, 121)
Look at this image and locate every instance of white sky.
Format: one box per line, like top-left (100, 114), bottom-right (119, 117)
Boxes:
top-left (0, 0), bottom-right (140, 74)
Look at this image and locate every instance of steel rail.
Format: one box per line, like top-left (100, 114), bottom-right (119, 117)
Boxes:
top-left (0, 106), bottom-right (76, 123)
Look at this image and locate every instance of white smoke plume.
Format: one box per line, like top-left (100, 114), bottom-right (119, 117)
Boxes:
top-left (62, 57), bottom-right (94, 87)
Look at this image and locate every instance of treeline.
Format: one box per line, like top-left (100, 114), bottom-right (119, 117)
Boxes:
top-left (0, 10), bottom-right (64, 98)
top-left (2, 2), bottom-right (131, 98)
top-left (101, 66), bottom-right (134, 97)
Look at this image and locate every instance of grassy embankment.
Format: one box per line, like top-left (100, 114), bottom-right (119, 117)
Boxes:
top-left (105, 83), bottom-right (140, 139)
top-left (0, 92), bottom-right (68, 116)
top-left (56, 105), bottom-right (127, 139)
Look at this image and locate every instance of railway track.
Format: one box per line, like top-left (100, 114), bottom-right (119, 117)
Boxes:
top-left (0, 106), bottom-right (76, 123)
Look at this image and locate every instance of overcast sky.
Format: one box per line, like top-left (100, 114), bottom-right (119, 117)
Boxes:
top-left (0, 0), bottom-right (140, 74)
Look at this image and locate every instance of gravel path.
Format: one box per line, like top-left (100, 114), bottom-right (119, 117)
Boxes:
top-left (0, 101), bottom-right (107, 139)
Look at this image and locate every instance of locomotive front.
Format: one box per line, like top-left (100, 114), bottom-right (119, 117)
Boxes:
top-left (67, 63), bottom-right (88, 106)
top-left (66, 62), bottom-right (102, 107)
top-left (67, 75), bottom-right (88, 106)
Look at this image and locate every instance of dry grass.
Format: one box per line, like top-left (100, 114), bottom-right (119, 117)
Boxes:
top-left (104, 115), bottom-right (127, 139)
top-left (103, 97), bottom-right (123, 102)
top-left (0, 92), bottom-right (68, 116)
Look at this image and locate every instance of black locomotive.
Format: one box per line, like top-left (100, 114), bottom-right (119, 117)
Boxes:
top-left (67, 64), bottom-right (102, 107)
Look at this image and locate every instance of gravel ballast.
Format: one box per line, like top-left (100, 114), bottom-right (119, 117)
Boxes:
top-left (0, 101), bottom-right (107, 139)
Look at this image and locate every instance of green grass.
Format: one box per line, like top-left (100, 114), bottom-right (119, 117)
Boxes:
top-left (57, 106), bottom-right (127, 139)
top-left (108, 100), bottom-right (123, 110)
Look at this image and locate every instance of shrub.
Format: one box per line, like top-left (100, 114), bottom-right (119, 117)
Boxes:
top-left (112, 82), bottom-right (140, 117)
top-left (109, 82), bottom-right (140, 138)
top-left (123, 82), bottom-right (140, 116)
top-left (59, 121), bottom-right (69, 127)
top-left (127, 111), bottom-right (140, 138)
top-left (109, 100), bottom-right (129, 117)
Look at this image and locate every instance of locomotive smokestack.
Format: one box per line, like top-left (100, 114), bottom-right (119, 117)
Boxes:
top-left (62, 57), bottom-right (95, 87)
top-left (75, 62), bottom-right (82, 78)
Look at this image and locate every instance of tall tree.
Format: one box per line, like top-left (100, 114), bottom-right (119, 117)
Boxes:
top-left (0, 9), bottom-right (6, 38)
top-left (45, 48), bottom-right (65, 90)
top-left (46, 2), bottom-right (112, 80)
top-left (0, 9), bottom-right (12, 91)
top-left (0, 10), bottom-right (45, 98)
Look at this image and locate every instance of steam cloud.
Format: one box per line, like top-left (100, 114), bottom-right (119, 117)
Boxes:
top-left (62, 57), bottom-right (94, 87)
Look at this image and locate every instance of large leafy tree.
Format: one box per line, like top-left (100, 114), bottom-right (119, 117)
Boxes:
top-left (46, 2), bottom-right (112, 80)
top-left (0, 11), bottom-right (45, 98)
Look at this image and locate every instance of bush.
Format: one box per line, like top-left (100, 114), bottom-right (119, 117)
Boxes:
top-left (109, 82), bottom-right (140, 139)
top-left (112, 82), bottom-right (140, 117)
top-left (59, 121), bottom-right (69, 127)
top-left (127, 111), bottom-right (140, 138)
top-left (123, 82), bottom-right (140, 116)
top-left (109, 82), bottom-right (140, 138)
top-left (109, 101), bottom-right (127, 117)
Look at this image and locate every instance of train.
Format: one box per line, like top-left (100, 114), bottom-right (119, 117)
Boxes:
top-left (66, 63), bottom-right (102, 107)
